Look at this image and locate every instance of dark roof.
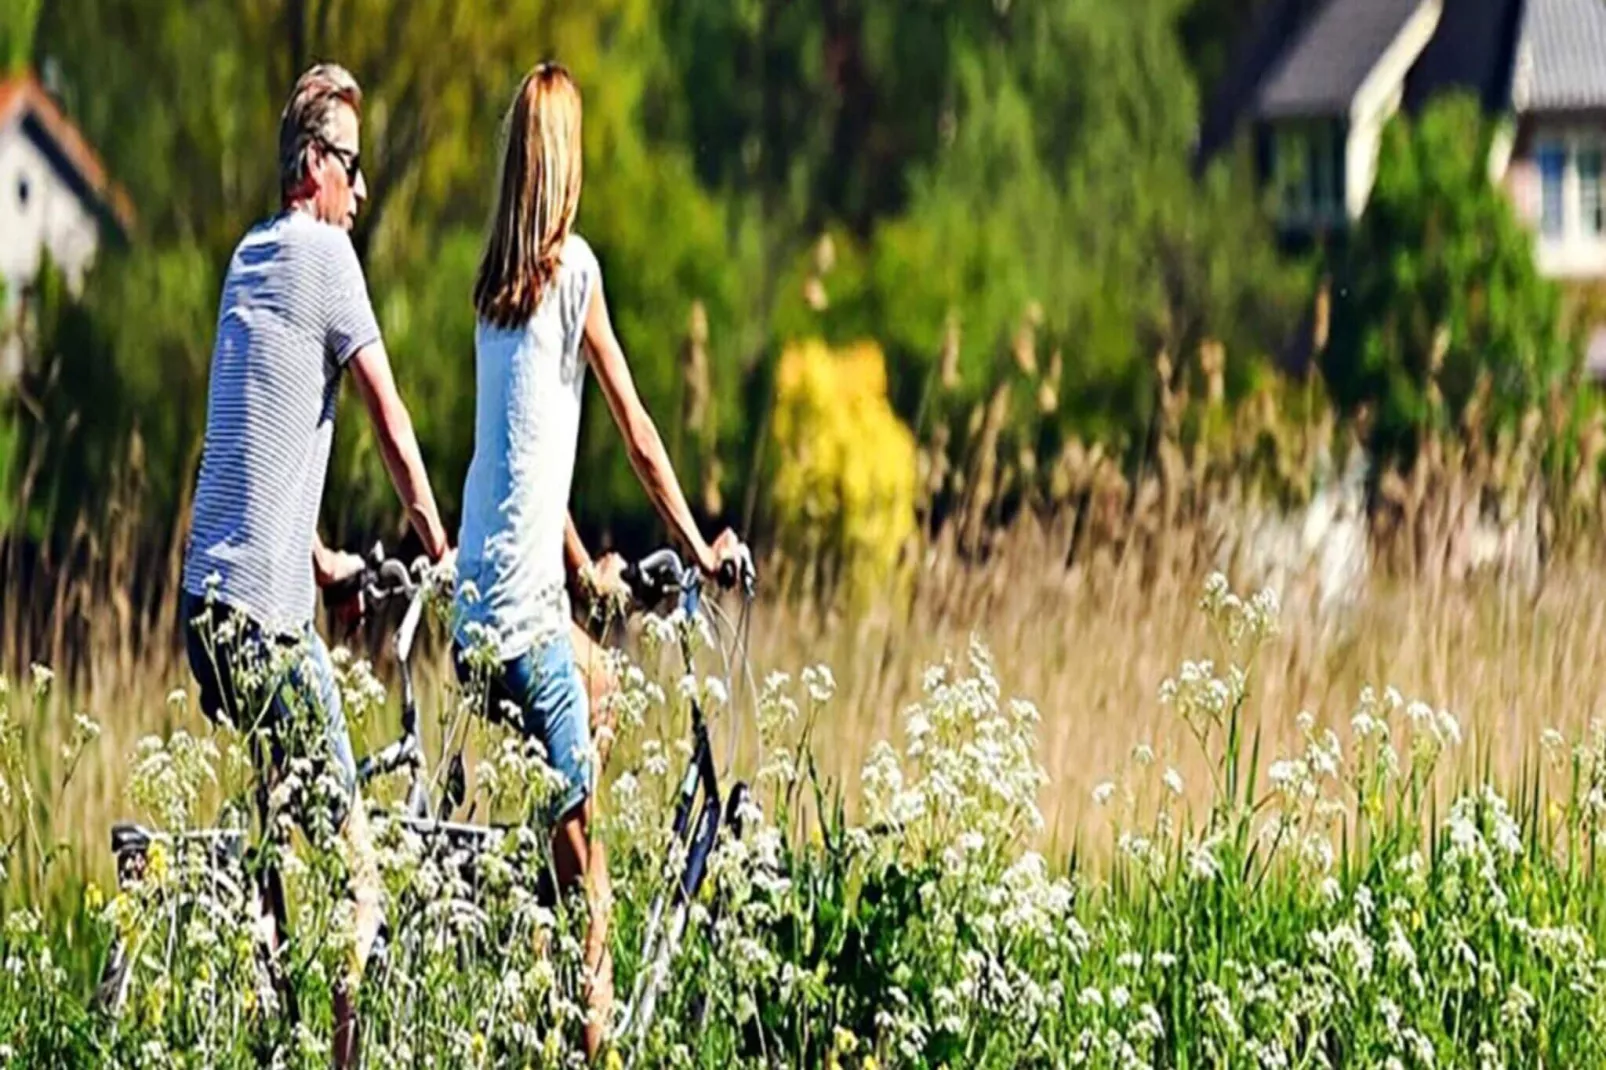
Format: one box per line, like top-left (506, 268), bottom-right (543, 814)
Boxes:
top-left (1198, 0), bottom-right (1606, 167)
top-left (1403, 0), bottom-right (1525, 112)
top-left (1512, 0), bottom-right (1606, 111)
top-left (1194, 0), bottom-right (1328, 163)
top-left (1255, 0), bottom-right (1435, 118)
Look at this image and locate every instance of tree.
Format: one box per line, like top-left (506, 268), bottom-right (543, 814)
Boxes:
top-left (0, 0), bottom-right (39, 73)
top-left (1323, 95), bottom-right (1576, 468)
top-left (19, 0), bottom-right (1302, 561)
top-left (32, 0), bottom-right (757, 549)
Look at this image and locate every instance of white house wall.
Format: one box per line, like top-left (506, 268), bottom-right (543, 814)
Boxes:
top-left (1345, 0), bottom-right (1445, 218)
top-left (0, 123), bottom-right (101, 298)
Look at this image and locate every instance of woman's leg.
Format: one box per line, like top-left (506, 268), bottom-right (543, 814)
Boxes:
top-left (535, 636), bottom-right (612, 1057)
top-left (551, 798), bottom-right (613, 1059)
top-left (570, 620), bottom-right (619, 772)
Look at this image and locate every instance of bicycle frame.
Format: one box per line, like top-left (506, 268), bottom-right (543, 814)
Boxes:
top-left (616, 552), bottom-right (752, 1051)
top-left (96, 556), bottom-right (438, 1025)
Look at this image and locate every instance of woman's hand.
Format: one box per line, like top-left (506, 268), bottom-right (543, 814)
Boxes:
top-left (583, 552), bottom-right (632, 606)
top-left (703, 529), bottom-right (751, 589)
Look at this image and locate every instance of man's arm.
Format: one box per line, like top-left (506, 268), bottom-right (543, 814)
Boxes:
top-left (313, 532), bottom-right (335, 585)
top-left (348, 341), bottom-right (451, 562)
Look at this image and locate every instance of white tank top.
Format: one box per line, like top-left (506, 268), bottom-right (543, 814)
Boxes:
top-left (453, 233), bottom-right (599, 659)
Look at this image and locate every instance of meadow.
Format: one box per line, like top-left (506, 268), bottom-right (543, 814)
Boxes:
top-left (8, 377), bottom-right (1606, 1067)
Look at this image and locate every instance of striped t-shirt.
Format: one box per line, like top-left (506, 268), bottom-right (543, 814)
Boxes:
top-left (182, 211), bottom-right (381, 636)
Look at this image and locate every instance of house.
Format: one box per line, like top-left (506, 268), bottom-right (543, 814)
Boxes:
top-left (1198, 0), bottom-right (1606, 277)
top-left (0, 72), bottom-right (133, 381)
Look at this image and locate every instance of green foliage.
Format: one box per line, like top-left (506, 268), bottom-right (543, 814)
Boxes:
top-left (1324, 96), bottom-right (1577, 468)
top-left (10, 578), bottom-right (1606, 1065)
top-left (0, 0), bottom-right (41, 74)
top-left (20, 0), bottom-right (1297, 558)
top-left (10, 248), bottom-right (215, 543)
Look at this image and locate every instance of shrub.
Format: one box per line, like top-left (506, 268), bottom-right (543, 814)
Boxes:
top-left (1324, 94), bottom-right (1576, 470)
top-left (769, 339), bottom-right (918, 604)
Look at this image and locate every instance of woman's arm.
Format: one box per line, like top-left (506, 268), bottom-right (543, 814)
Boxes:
top-left (563, 512), bottom-right (592, 579)
top-left (582, 275), bottom-right (731, 577)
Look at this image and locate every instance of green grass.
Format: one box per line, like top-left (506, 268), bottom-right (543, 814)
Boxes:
top-left (5, 574), bottom-right (1606, 1067)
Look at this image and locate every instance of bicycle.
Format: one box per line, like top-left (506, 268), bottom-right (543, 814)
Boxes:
top-left (95, 542), bottom-right (759, 1061)
top-left (345, 543), bottom-right (761, 1054)
top-left (92, 550), bottom-right (453, 1028)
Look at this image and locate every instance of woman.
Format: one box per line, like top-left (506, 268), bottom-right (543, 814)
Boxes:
top-left (452, 62), bottom-right (746, 1057)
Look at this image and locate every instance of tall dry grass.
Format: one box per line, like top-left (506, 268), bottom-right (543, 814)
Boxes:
top-left (9, 357), bottom-right (1606, 881)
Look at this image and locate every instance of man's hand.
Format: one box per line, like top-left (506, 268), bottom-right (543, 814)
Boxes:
top-left (316, 548), bottom-right (367, 589)
top-left (318, 548), bottom-right (369, 625)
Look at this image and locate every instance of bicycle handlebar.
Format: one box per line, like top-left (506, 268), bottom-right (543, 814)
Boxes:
top-left (622, 545), bottom-right (757, 610)
top-left (336, 541), bottom-right (754, 794)
top-left (321, 542), bottom-right (422, 611)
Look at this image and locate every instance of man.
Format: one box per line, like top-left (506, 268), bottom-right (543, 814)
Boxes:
top-left (180, 62), bottom-right (451, 1067)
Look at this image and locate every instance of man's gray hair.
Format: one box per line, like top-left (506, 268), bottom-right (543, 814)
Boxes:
top-left (278, 63), bottom-right (363, 198)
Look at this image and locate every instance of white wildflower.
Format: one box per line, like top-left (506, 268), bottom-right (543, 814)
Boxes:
top-left (802, 665), bottom-right (836, 703)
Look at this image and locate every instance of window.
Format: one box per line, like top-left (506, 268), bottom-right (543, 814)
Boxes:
top-left (1276, 128), bottom-right (1311, 218)
top-left (1533, 137), bottom-right (1606, 242)
top-left (1275, 122), bottom-right (1344, 225)
top-left (1581, 146), bottom-right (1604, 237)
top-left (1538, 142), bottom-right (1566, 238)
top-left (15, 175), bottom-right (28, 210)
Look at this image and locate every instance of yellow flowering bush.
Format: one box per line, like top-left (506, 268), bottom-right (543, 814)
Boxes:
top-left (770, 339), bottom-right (917, 603)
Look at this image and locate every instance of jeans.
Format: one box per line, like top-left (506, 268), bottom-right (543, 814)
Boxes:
top-left (453, 634), bottom-right (593, 822)
top-left (182, 592), bottom-right (358, 821)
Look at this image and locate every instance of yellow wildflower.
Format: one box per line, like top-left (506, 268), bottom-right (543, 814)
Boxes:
top-left (147, 842), bottom-right (170, 885)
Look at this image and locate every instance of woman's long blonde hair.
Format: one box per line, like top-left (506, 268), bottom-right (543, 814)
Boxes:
top-left (474, 63), bottom-right (584, 329)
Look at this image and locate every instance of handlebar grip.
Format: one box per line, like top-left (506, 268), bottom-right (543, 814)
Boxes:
top-left (718, 546), bottom-right (757, 595)
top-left (373, 559), bottom-right (415, 596)
top-left (624, 549), bottom-right (688, 604)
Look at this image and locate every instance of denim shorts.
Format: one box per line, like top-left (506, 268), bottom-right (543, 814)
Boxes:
top-left (183, 592), bottom-right (359, 819)
top-left (453, 634), bottom-right (592, 822)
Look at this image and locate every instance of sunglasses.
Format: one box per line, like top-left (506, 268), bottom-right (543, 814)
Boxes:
top-left (316, 137), bottom-right (362, 184)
